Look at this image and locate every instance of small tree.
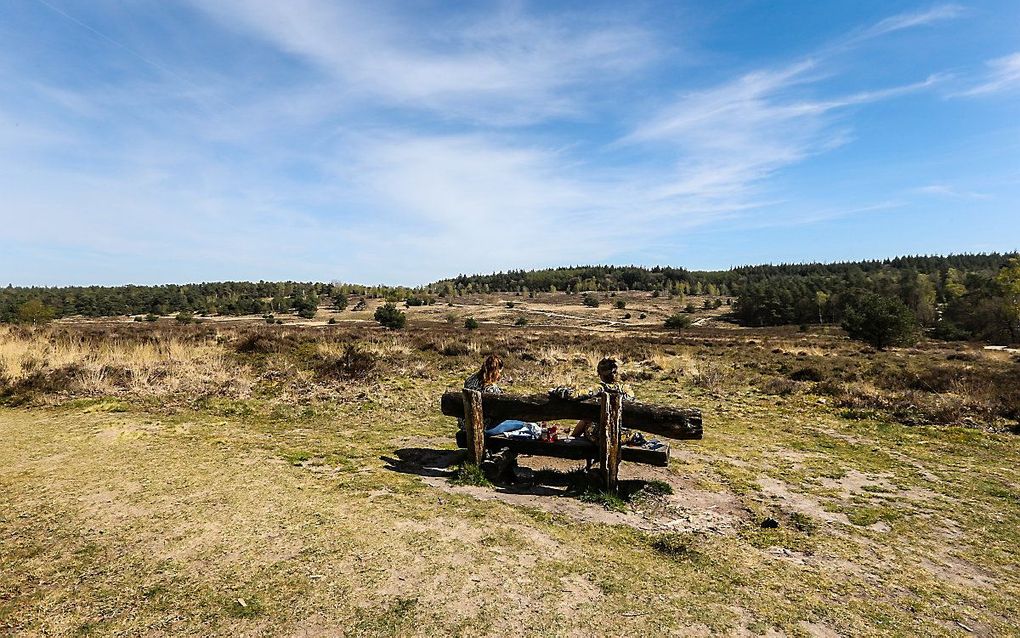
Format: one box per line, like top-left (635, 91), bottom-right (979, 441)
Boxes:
top-left (464, 317), bottom-right (479, 330)
top-left (664, 313), bottom-right (693, 333)
top-left (16, 299), bottom-right (55, 325)
top-left (175, 310), bottom-right (193, 324)
top-left (684, 303), bottom-right (696, 313)
top-left (582, 294), bottom-right (600, 308)
top-left (841, 293), bottom-right (917, 350)
top-left (615, 300), bottom-right (626, 309)
top-left (374, 302), bottom-right (406, 329)
top-left (514, 316), bottom-right (528, 326)
top-left (996, 257), bottom-right (1020, 342)
top-left (333, 294), bottom-right (348, 311)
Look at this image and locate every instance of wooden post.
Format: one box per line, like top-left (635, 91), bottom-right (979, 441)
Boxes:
top-left (597, 391), bottom-right (623, 493)
top-left (462, 389), bottom-right (485, 465)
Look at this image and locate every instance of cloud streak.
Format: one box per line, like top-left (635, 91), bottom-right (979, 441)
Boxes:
top-left (953, 52), bottom-right (1020, 97)
top-left (188, 0), bottom-right (654, 124)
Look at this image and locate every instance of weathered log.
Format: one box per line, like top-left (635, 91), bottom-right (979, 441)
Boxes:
top-left (462, 389), bottom-right (485, 465)
top-left (441, 391), bottom-right (702, 440)
top-left (598, 392), bottom-right (623, 492)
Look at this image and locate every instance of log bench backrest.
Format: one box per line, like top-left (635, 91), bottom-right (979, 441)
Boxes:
top-left (440, 391), bottom-right (703, 440)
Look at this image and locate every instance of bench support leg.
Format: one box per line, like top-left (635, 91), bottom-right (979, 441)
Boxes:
top-left (598, 392), bottom-right (623, 493)
top-left (462, 389), bottom-right (485, 465)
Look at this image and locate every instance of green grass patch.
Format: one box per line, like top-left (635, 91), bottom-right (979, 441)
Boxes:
top-left (845, 505), bottom-right (901, 527)
top-left (226, 596), bottom-right (262, 618)
top-left (281, 450), bottom-right (312, 466)
top-left (579, 488), bottom-right (627, 512)
top-left (451, 462), bottom-right (491, 487)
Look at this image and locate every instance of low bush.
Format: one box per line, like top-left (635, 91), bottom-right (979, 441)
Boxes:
top-left (375, 303), bottom-right (406, 329)
top-left (316, 344), bottom-right (377, 380)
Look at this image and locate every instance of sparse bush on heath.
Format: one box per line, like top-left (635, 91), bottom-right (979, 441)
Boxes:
top-left (375, 302), bottom-right (406, 329)
top-left (664, 314), bottom-right (692, 332)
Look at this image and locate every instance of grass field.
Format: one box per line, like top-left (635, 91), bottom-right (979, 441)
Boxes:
top-left (2, 294), bottom-right (1018, 637)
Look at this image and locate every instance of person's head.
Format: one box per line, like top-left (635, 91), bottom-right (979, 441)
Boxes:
top-left (480, 354), bottom-right (504, 385)
top-left (596, 357), bottom-right (619, 383)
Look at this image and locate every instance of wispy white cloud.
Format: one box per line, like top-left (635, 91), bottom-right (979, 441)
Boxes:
top-left (187, 0), bottom-right (654, 124)
top-left (953, 52), bottom-right (1020, 97)
top-left (850, 4), bottom-right (963, 42)
top-left (622, 62), bottom-right (942, 219)
top-left (912, 184), bottom-right (991, 199)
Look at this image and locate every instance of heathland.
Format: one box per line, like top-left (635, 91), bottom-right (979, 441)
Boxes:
top-left (1, 289), bottom-right (1018, 636)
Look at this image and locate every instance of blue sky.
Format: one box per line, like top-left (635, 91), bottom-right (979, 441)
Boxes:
top-left (1, 1), bottom-right (1018, 286)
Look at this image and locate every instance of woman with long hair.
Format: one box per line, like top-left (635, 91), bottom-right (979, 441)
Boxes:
top-left (464, 354), bottom-right (504, 393)
top-left (458, 354), bottom-right (504, 432)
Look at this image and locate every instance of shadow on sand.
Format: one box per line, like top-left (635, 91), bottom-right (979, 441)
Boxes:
top-left (381, 447), bottom-right (660, 501)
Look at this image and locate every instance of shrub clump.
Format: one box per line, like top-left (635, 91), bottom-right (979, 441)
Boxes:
top-left (789, 366), bottom-right (825, 382)
top-left (375, 302), bottom-right (406, 329)
top-left (664, 314), bottom-right (692, 332)
top-left (841, 293), bottom-right (918, 350)
top-left (316, 344), bottom-right (377, 380)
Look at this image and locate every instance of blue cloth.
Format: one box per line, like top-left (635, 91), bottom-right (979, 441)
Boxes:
top-left (485, 420), bottom-right (530, 435)
top-left (485, 420), bottom-right (543, 439)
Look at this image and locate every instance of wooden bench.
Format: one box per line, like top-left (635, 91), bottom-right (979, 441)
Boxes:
top-left (440, 390), bottom-right (703, 492)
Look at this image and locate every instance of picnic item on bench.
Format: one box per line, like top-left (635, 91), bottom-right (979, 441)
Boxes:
top-left (540, 424), bottom-right (558, 442)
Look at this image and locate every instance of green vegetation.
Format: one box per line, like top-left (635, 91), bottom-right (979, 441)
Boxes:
top-left (452, 462), bottom-right (491, 487)
top-left (841, 293), bottom-right (918, 349)
top-left (664, 313), bottom-right (693, 332)
top-left (464, 317), bottom-right (479, 330)
top-left (15, 299), bottom-right (55, 325)
top-left (374, 302), bottom-right (406, 329)
top-left (4, 255), bottom-right (1017, 344)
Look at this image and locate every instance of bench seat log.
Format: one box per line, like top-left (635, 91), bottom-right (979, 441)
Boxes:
top-left (441, 391), bottom-right (702, 441)
top-left (455, 429), bottom-right (670, 467)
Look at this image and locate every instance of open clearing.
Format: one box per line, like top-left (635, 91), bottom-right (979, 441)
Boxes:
top-left (2, 295), bottom-right (1019, 636)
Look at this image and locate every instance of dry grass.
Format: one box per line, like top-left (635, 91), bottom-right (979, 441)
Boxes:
top-left (0, 325), bottom-right (249, 400)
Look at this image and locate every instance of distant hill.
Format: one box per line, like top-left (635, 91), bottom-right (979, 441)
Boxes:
top-left (3, 253), bottom-right (1017, 342)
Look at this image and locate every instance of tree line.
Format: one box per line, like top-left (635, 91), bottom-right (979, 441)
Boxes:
top-left (4, 253), bottom-right (1018, 344)
top-left (0, 281), bottom-right (416, 324)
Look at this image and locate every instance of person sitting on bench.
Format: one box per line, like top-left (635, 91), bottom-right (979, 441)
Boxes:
top-left (561, 358), bottom-right (635, 439)
top-left (458, 354), bottom-right (504, 432)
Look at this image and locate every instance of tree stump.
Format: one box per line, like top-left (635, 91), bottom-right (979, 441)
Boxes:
top-left (597, 391), bottom-right (623, 492)
top-left (462, 389), bottom-right (485, 465)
